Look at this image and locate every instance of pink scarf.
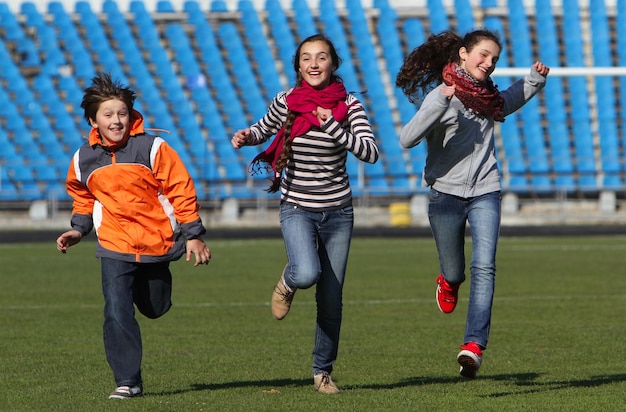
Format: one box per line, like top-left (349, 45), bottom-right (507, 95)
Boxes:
top-left (250, 79), bottom-right (349, 181)
top-left (442, 62), bottom-right (505, 122)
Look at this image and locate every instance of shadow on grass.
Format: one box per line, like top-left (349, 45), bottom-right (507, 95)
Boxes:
top-left (485, 373), bottom-right (626, 398)
top-left (344, 373), bottom-right (543, 390)
top-left (148, 373), bottom-right (626, 397)
top-left (149, 378), bottom-right (312, 396)
top-left (343, 374), bottom-right (471, 390)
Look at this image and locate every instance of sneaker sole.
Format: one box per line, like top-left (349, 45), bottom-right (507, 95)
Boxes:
top-left (108, 393), bottom-right (142, 399)
top-left (457, 352), bottom-right (481, 379)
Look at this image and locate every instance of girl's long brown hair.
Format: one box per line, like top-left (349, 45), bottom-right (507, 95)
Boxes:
top-left (395, 29), bottom-right (501, 103)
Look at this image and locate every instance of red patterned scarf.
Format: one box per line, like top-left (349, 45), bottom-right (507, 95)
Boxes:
top-left (250, 79), bottom-right (349, 181)
top-left (442, 62), bottom-right (504, 122)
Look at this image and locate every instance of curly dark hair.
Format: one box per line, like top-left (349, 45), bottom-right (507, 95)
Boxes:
top-left (396, 29), bottom-right (502, 102)
top-left (80, 72), bottom-right (136, 125)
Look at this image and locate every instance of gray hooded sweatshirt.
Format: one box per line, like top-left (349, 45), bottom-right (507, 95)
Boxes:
top-left (399, 68), bottom-right (546, 198)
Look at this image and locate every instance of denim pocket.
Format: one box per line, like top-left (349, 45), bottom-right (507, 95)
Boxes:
top-left (429, 187), bottom-right (444, 203)
top-left (336, 205), bottom-right (354, 219)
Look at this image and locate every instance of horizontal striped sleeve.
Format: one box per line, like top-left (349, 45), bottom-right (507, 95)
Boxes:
top-left (248, 91), bottom-right (289, 145)
top-left (323, 95), bottom-right (379, 164)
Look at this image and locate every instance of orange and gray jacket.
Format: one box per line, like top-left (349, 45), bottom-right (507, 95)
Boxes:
top-left (65, 111), bottom-right (206, 263)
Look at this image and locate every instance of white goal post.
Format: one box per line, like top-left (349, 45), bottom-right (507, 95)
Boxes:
top-left (492, 67), bottom-right (626, 77)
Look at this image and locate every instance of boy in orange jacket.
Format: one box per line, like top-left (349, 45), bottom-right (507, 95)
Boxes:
top-left (56, 73), bottom-right (211, 399)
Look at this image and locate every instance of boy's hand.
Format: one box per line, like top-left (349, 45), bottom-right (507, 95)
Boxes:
top-left (186, 238), bottom-right (211, 267)
top-left (56, 230), bottom-right (83, 253)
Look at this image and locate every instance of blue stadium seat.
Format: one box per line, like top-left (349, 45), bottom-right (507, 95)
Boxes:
top-left (237, 1), bottom-right (284, 99)
top-left (0, 182), bottom-right (20, 201)
top-left (0, 0), bottom-right (618, 198)
top-left (157, 0), bottom-right (175, 13)
top-left (291, 0), bottom-right (317, 40)
top-left (454, 0), bottom-right (474, 34)
top-left (200, 151), bottom-right (222, 182)
top-left (507, 0), bottom-right (532, 66)
top-left (6, 159), bottom-right (38, 188)
top-left (317, 0), bottom-right (359, 93)
top-left (427, 0), bottom-right (449, 33)
top-left (20, 2), bottom-right (46, 29)
top-left (0, 139), bottom-right (20, 160)
top-left (373, 0), bottom-right (391, 10)
top-left (264, 0), bottom-right (297, 76)
top-left (210, 0), bottom-right (228, 12)
top-left (217, 22), bottom-right (267, 121)
top-left (590, 0), bottom-right (611, 64)
top-left (618, 1), bottom-right (626, 171)
top-left (586, 0), bottom-right (620, 189)
top-left (0, 4), bottom-right (26, 42)
top-left (402, 18), bottom-right (426, 50)
top-left (184, 0), bottom-right (201, 13)
top-left (345, 0), bottom-right (399, 184)
top-left (366, 176), bottom-right (390, 195)
top-left (32, 163), bottom-right (60, 184)
top-left (129, 0), bottom-right (147, 13)
top-left (534, 1), bottom-right (575, 191)
top-left (203, 115), bottom-right (230, 142)
top-left (561, 0), bottom-right (597, 190)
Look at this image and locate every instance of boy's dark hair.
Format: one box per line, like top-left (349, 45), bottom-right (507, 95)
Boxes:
top-left (396, 29), bottom-right (502, 102)
top-left (80, 72), bottom-right (136, 124)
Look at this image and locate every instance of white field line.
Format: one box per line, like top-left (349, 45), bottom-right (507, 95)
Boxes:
top-left (502, 244), bottom-right (626, 252)
top-left (2, 294), bottom-right (624, 311)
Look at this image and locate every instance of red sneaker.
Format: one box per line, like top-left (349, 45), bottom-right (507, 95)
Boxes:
top-left (435, 274), bottom-right (460, 313)
top-left (457, 342), bottom-right (483, 379)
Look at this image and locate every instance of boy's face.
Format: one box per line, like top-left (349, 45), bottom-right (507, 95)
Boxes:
top-left (89, 98), bottom-right (131, 144)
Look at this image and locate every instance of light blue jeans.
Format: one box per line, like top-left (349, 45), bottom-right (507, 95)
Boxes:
top-left (427, 188), bottom-right (501, 349)
top-left (279, 203), bottom-right (354, 376)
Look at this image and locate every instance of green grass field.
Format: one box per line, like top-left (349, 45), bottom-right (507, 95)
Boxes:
top-left (2, 235), bottom-right (626, 411)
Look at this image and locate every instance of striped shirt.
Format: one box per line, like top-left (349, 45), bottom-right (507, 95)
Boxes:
top-left (247, 90), bottom-right (379, 211)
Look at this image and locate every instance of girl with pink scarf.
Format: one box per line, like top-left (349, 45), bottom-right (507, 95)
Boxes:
top-left (232, 34), bottom-right (379, 393)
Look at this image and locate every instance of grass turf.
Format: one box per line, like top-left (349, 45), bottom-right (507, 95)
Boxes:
top-left (1, 235), bottom-right (625, 411)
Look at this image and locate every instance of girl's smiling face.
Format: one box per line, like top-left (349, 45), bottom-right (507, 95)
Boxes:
top-left (298, 40), bottom-right (336, 89)
top-left (89, 98), bottom-right (130, 143)
top-left (459, 39), bottom-right (501, 82)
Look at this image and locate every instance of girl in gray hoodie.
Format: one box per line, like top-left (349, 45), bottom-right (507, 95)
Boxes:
top-left (396, 29), bottom-right (549, 379)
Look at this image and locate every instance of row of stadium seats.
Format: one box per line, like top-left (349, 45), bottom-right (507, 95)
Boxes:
top-left (0, 0), bottom-right (625, 202)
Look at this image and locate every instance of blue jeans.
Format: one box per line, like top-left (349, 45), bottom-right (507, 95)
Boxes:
top-left (101, 258), bottom-right (172, 386)
top-left (427, 188), bottom-right (501, 349)
top-left (279, 203), bottom-right (354, 376)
